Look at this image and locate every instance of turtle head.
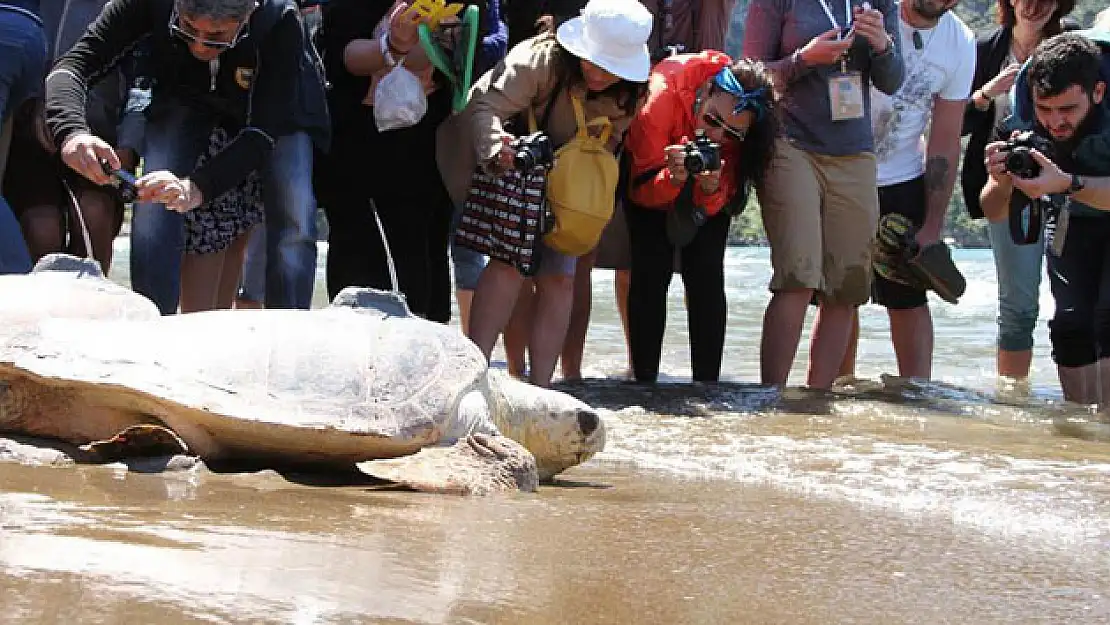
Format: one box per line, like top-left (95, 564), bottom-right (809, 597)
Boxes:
top-left (486, 370), bottom-right (606, 481)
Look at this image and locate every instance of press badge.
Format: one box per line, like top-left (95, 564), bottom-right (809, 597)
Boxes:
top-left (829, 63), bottom-right (864, 121)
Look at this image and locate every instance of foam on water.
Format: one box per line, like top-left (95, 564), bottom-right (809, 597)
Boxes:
top-left (590, 401), bottom-right (1110, 553)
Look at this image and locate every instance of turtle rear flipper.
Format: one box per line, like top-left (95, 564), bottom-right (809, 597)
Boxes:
top-left (357, 434), bottom-right (539, 495)
top-left (80, 423), bottom-right (190, 462)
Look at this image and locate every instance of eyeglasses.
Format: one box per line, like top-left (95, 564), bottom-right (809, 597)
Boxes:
top-left (703, 111), bottom-right (747, 142)
top-left (169, 8), bottom-right (249, 50)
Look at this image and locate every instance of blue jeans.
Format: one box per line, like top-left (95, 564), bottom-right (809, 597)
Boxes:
top-left (988, 218), bottom-right (1044, 352)
top-left (0, 8), bottom-right (46, 275)
top-left (131, 100), bottom-right (318, 313)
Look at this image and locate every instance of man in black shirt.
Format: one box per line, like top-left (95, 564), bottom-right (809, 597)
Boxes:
top-left (45, 0), bottom-right (329, 313)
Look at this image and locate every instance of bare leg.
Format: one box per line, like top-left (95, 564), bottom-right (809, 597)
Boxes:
top-left (215, 234), bottom-right (251, 309)
top-left (504, 282), bottom-right (533, 378)
top-left (456, 288), bottom-right (474, 335)
top-left (1058, 363), bottom-right (1100, 406)
top-left (180, 250), bottom-right (228, 314)
top-left (839, 308), bottom-right (859, 379)
top-left (888, 305), bottom-right (934, 379)
top-left (1099, 358), bottom-right (1110, 415)
top-left (808, 301), bottom-right (856, 389)
top-left (233, 223), bottom-right (265, 309)
top-left (998, 349), bottom-right (1033, 379)
top-left (528, 273), bottom-right (575, 387)
top-left (760, 289), bottom-right (813, 387)
top-left (561, 249), bottom-right (597, 381)
top-left (615, 268), bottom-right (632, 374)
top-left (467, 260), bottom-right (525, 360)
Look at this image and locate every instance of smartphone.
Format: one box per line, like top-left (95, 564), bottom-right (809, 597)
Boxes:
top-left (99, 160), bottom-right (138, 203)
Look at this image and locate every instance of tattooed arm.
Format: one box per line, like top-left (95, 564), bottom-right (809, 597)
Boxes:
top-left (920, 98), bottom-right (966, 244)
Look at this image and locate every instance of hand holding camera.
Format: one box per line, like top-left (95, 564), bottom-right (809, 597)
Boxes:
top-left (985, 130), bottom-right (1073, 200)
top-left (998, 130), bottom-right (1055, 179)
top-left (490, 131), bottom-right (555, 174)
top-left (666, 132), bottom-right (724, 193)
top-left (60, 132), bottom-right (122, 186)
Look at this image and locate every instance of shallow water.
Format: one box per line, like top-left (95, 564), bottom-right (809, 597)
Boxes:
top-left (1, 244), bottom-right (1108, 623)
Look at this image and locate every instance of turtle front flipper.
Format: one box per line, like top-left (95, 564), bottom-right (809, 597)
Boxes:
top-left (80, 423), bottom-right (190, 462)
top-left (356, 434), bottom-right (539, 495)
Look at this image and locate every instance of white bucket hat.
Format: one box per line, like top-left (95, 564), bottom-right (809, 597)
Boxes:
top-left (555, 0), bottom-right (654, 83)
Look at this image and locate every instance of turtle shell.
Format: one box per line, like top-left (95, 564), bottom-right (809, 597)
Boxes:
top-left (0, 289), bottom-right (490, 465)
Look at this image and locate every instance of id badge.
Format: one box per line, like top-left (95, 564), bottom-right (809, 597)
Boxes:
top-left (829, 71), bottom-right (865, 121)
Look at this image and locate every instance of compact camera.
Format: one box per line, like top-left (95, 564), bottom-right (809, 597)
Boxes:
top-left (1000, 130), bottom-right (1055, 179)
top-left (512, 132), bottom-right (554, 170)
top-left (683, 132), bottom-right (722, 175)
top-left (100, 160), bottom-right (139, 203)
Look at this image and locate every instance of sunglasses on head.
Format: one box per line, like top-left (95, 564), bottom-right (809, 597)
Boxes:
top-left (169, 8), bottom-right (248, 50)
top-left (703, 110), bottom-right (747, 142)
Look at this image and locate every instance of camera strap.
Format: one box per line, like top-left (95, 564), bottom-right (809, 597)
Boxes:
top-left (1008, 191), bottom-right (1043, 246)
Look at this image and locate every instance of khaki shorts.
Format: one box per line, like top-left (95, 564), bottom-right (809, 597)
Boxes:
top-left (757, 138), bottom-right (879, 306)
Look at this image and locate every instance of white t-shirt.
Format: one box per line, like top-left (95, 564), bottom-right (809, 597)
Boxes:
top-left (871, 11), bottom-right (976, 186)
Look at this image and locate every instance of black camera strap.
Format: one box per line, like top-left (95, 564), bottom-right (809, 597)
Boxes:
top-left (1008, 190), bottom-right (1044, 245)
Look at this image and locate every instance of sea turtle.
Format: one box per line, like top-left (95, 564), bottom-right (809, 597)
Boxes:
top-left (0, 255), bottom-right (606, 494)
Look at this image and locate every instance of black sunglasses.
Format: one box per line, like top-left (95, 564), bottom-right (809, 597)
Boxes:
top-left (703, 111), bottom-right (747, 142)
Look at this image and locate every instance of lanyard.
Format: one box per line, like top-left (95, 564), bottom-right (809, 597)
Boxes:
top-left (815, 0), bottom-right (852, 33)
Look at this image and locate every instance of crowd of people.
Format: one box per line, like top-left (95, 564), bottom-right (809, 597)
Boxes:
top-left (1, 0), bottom-right (1109, 410)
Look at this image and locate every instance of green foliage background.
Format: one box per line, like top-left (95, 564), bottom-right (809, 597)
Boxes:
top-left (722, 0), bottom-right (1106, 246)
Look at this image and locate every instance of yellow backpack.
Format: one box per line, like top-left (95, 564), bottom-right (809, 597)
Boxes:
top-left (537, 95), bottom-right (619, 257)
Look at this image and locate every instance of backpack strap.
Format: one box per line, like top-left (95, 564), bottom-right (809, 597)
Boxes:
top-left (569, 95), bottom-right (612, 144)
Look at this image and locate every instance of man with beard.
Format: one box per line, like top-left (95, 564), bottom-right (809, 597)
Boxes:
top-left (839, 0), bottom-right (975, 380)
top-left (981, 32), bottom-right (1110, 408)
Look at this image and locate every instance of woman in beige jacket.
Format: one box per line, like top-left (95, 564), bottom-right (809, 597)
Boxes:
top-left (437, 0), bottom-right (652, 387)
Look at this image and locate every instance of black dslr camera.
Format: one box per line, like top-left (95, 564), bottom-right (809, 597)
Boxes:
top-left (683, 131), bottom-right (722, 175)
top-left (1000, 130), bottom-right (1055, 179)
top-left (512, 132), bottom-right (554, 170)
top-left (100, 160), bottom-right (138, 203)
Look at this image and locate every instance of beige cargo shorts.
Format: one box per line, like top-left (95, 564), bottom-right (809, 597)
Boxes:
top-left (756, 138), bottom-right (879, 306)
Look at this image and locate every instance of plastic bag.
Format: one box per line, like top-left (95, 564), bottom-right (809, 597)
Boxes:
top-left (373, 59), bottom-right (428, 132)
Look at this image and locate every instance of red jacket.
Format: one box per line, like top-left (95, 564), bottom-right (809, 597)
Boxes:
top-left (625, 51), bottom-right (740, 217)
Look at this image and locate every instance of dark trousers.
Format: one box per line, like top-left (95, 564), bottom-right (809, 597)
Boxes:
top-left (625, 201), bottom-right (730, 382)
top-left (1046, 212), bottom-right (1110, 368)
top-left (324, 194), bottom-right (452, 323)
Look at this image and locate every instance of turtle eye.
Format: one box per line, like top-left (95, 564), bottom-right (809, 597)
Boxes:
top-left (576, 409), bottom-right (599, 437)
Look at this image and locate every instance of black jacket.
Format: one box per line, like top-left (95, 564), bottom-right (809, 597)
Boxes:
top-left (961, 26), bottom-right (1016, 220)
top-left (45, 0), bottom-right (330, 200)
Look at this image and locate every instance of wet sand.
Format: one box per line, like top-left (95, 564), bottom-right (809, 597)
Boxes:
top-left (2, 456), bottom-right (1107, 624)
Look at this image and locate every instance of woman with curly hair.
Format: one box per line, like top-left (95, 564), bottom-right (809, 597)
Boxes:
top-left (622, 55), bottom-right (777, 383)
